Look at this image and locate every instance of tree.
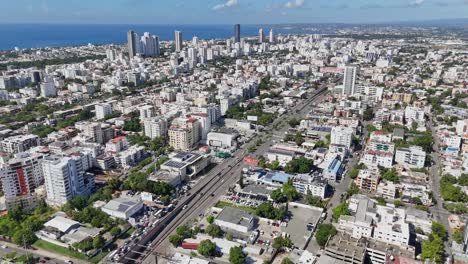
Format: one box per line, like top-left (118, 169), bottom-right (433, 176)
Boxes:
top-left (272, 237), bottom-right (293, 250)
top-left (332, 202), bottom-right (350, 222)
top-left (269, 160), bottom-right (280, 170)
top-left (229, 246), bottom-right (247, 264)
top-left (176, 225), bottom-right (193, 239)
top-left (12, 229), bottom-right (36, 246)
top-left (110, 227), bottom-right (121, 237)
top-left (306, 195), bottom-right (326, 208)
top-left (270, 189), bottom-right (287, 203)
top-left (197, 240), bottom-right (217, 257)
top-left (315, 224), bottom-right (337, 247)
top-left (238, 174), bottom-right (245, 188)
top-left (255, 203), bottom-right (287, 220)
top-left (169, 234), bottom-right (184, 247)
top-left (283, 179), bottom-right (300, 201)
top-left (394, 200), bottom-right (404, 208)
top-left (281, 258), bottom-right (294, 264)
top-left (375, 197), bottom-right (386, 206)
top-left (294, 132), bottom-right (305, 146)
top-left (288, 118), bottom-right (300, 128)
top-left (421, 235), bottom-right (444, 264)
top-left (207, 215), bottom-right (215, 224)
top-left (431, 222), bottom-right (447, 240)
top-left (453, 229), bottom-right (464, 244)
top-left (92, 235), bottom-right (105, 249)
top-left (348, 182), bottom-right (360, 196)
top-left (206, 224), bottom-right (222, 238)
top-left (284, 157), bottom-right (313, 174)
top-left (363, 108), bottom-right (374, 121)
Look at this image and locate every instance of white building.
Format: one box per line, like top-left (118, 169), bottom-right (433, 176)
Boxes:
top-left (330, 126), bottom-right (354, 149)
top-left (40, 78), bottom-right (57, 97)
top-left (0, 134), bottom-right (40, 154)
top-left (140, 32), bottom-right (160, 57)
top-left (139, 105), bottom-right (155, 119)
top-left (214, 207), bottom-right (257, 234)
top-left (144, 117), bottom-right (168, 139)
top-left (207, 131), bottom-right (238, 148)
top-left (95, 103), bottom-right (113, 120)
top-left (42, 155), bottom-right (95, 207)
top-left (361, 150), bottom-right (393, 169)
top-left (404, 106), bottom-right (425, 124)
top-left (395, 146), bottom-right (426, 168)
top-left (101, 197), bottom-right (143, 219)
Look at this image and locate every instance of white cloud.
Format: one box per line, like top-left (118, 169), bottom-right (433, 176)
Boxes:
top-left (409, 0), bottom-right (425, 6)
top-left (212, 0), bottom-right (238, 11)
top-left (284, 0), bottom-right (305, 9)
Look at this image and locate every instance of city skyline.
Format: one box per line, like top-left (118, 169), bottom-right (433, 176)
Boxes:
top-left (1, 0), bottom-right (468, 24)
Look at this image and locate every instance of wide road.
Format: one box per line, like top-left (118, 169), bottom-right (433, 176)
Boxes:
top-left (119, 85), bottom-right (330, 264)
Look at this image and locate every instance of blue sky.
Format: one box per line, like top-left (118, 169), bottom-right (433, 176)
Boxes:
top-left (1, 0), bottom-right (467, 24)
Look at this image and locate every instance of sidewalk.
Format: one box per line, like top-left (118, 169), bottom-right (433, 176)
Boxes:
top-left (1, 240), bottom-right (88, 264)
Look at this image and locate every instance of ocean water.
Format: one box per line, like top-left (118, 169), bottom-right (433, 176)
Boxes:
top-left (0, 24), bottom-right (328, 51)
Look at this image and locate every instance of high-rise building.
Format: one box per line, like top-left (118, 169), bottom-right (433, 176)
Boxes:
top-left (259, 28), bottom-right (265, 43)
top-left (144, 117), bottom-right (168, 139)
top-left (0, 135), bottom-right (40, 154)
top-left (175, 31), bottom-right (183, 52)
top-left (234, 24), bottom-right (241, 43)
top-left (168, 117), bottom-right (201, 150)
top-left (95, 103), bottom-right (113, 120)
top-left (141, 32), bottom-right (160, 57)
top-left (127, 30), bottom-right (139, 58)
top-left (83, 122), bottom-right (104, 144)
top-left (42, 155), bottom-right (94, 207)
top-left (342, 66), bottom-right (357, 96)
top-left (269, 29), bottom-right (275, 43)
top-left (0, 152), bottom-right (44, 210)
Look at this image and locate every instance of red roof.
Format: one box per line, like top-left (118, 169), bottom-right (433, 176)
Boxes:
top-left (111, 136), bottom-right (126, 144)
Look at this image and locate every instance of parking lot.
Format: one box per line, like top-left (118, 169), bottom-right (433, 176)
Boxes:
top-left (281, 204), bottom-right (323, 248)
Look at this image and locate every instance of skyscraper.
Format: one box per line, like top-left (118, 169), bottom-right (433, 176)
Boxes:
top-left (259, 28), bottom-right (265, 43)
top-left (342, 66), bottom-right (357, 96)
top-left (127, 30), bottom-right (139, 58)
top-left (175, 31), bottom-right (183, 52)
top-left (141, 32), bottom-right (160, 57)
top-left (234, 24), bottom-right (241, 43)
top-left (269, 29), bottom-right (275, 43)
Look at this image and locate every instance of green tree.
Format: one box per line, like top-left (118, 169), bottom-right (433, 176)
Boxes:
top-left (207, 215), bottom-right (215, 224)
top-left (421, 235), bottom-right (444, 264)
top-left (272, 237), bottom-right (293, 250)
top-left (169, 234), bottom-right (184, 247)
top-left (315, 224), bottom-right (337, 246)
top-left (206, 224), bottom-right (222, 238)
top-left (176, 225), bottom-right (193, 239)
top-left (431, 222), bottom-right (447, 240)
top-left (110, 227), bottom-right (121, 237)
top-left (92, 235), bottom-right (105, 249)
top-left (269, 160), bottom-right (280, 170)
top-left (229, 246), bottom-right (247, 264)
top-left (453, 229), bottom-right (464, 244)
top-left (288, 118), bottom-right (300, 128)
top-left (12, 229), bottom-right (36, 246)
top-left (332, 202), bottom-right (350, 222)
top-left (270, 189), bottom-right (287, 203)
top-left (283, 179), bottom-right (300, 202)
top-left (363, 108), bottom-right (374, 121)
top-left (197, 240), bottom-right (217, 257)
top-left (281, 258), bottom-right (294, 264)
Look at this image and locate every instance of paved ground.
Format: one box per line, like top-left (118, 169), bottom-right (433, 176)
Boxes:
top-left (0, 240), bottom-right (78, 264)
top-left (282, 205), bottom-right (322, 248)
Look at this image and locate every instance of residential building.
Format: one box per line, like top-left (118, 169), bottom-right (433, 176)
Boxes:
top-left (0, 152), bottom-right (44, 210)
top-left (144, 117), bottom-right (168, 139)
top-left (127, 30), bottom-right (139, 58)
top-left (395, 146), bottom-right (426, 168)
top-left (354, 169), bottom-right (379, 193)
top-left (1, 135), bottom-right (40, 154)
top-left (361, 150), bottom-right (393, 169)
top-left (42, 155), bottom-right (95, 207)
top-left (330, 126), bottom-right (354, 149)
top-left (95, 103), bottom-right (112, 120)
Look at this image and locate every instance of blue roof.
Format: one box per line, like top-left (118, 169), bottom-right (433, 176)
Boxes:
top-left (263, 171), bottom-right (291, 184)
top-left (327, 159), bottom-right (342, 175)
